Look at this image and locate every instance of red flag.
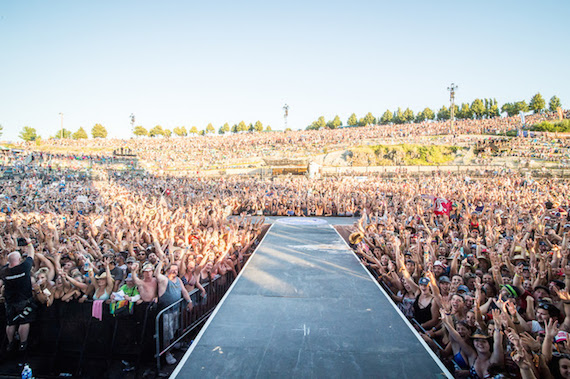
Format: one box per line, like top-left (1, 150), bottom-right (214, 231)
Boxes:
top-left (434, 197), bottom-right (452, 215)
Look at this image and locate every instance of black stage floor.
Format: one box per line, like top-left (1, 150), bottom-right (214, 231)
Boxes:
top-left (172, 218), bottom-right (451, 378)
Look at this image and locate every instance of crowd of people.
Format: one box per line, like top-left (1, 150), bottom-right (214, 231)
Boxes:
top-left (1, 111), bottom-right (570, 377)
top-left (2, 166), bottom-right (570, 376)
top-left (475, 137), bottom-right (570, 165)
top-left (12, 112), bottom-right (558, 171)
top-left (349, 174), bottom-right (570, 378)
top-left (0, 174), bottom-right (265, 365)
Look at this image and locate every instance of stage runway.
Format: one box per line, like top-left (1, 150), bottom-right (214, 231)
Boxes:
top-left (172, 218), bottom-right (451, 378)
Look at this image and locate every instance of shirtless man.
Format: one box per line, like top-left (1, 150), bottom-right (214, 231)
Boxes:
top-left (131, 262), bottom-right (157, 303)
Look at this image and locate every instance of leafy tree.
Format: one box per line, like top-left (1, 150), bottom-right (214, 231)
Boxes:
top-left (19, 126), bottom-right (39, 141)
top-left (198, 130), bottom-right (205, 136)
top-left (237, 121), bottom-right (248, 132)
top-left (307, 116), bottom-right (326, 130)
top-left (423, 107), bottom-right (435, 120)
top-left (248, 123), bottom-right (255, 132)
top-left (471, 99), bottom-right (485, 119)
top-left (173, 126), bottom-right (187, 137)
top-left (189, 126), bottom-right (198, 135)
top-left (52, 128), bottom-right (72, 139)
top-left (501, 103), bottom-right (515, 116)
top-left (415, 111), bottom-right (425, 123)
top-left (488, 104), bottom-right (500, 118)
top-left (514, 100), bottom-right (529, 114)
top-left (347, 113), bottom-right (358, 126)
top-left (529, 93), bottom-right (545, 113)
top-left (231, 124), bottom-right (238, 133)
top-left (149, 125), bottom-right (165, 137)
top-left (457, 103), bottom-right (472, 119)
top-left (254, 121), bottom-right (263, 132)
top-left (392, 108), bottom-right (405, 124)
top-left (362, 112), bottom-right (376, 126)
top-left (284, 127), bottom-right (292, 132)
top-left (206, 123), bottom-right (215, 134)
top-left (549, 96), bottom-right (562, 112)
top-left (0, 124), bottom-right (3, 137)
top-left (485, 98), bottom-right (499, 118)
top-left (380, 110), bottom-right (393, 124)
top-left (437, 106), bottom-right (450, 121)
top-left (327, 115), bottom-right (342, 129)
top-left (403, 108), bottom-right (414, 123)
top-left (133, 126), bottom-right (148, 136)
top-left (501, 101), bottom-right (527, 116)
top-left (91, 124), bottom-right (108, 138)
top-left (219, 123), bottom-right (230, 134)
top-left (72, 127), bottom-right (88, 140)
top-left (163, 129), bottom-right (172, 138)
top-left (265, 125), bottom-right (272, 131)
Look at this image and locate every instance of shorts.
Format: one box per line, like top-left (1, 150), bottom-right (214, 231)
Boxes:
top-left (162, 310), bottom-right (180, 346)
top-left (5, 298), bottom-right (37, 326)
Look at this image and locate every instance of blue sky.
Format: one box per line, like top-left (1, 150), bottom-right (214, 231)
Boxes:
top-left (1, 1), bottom-right (568, 141)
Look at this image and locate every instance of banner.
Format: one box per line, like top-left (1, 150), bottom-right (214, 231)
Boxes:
top-left (434, 197), bottom-right (452, 215)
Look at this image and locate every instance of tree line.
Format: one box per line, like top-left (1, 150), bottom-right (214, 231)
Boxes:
top-left (132, 121), bottom-right (272, 137)
top-left (19, 124), bottom-right (107, 142)
top-left (17, 121), bottom-right (274, 142)
top-left (14, 93), bottom-right (563, 141)
top-left (306, 93), bottom-right (562, 130)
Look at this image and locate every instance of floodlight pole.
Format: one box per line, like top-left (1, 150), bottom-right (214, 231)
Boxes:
top-left (283, 104), bottom-right (289, 130)
top-left (130, 113), bottom-right (135, 132)
top-left (447, 83), bottom-right (457, 135)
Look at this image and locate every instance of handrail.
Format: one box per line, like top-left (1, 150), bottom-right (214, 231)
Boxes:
top-left (154, 274), bottom-right (232, 371)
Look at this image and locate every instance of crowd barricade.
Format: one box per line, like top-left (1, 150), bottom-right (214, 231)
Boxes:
top-left (0, 298), bottom-right (157, 376)
top-left (0, 271), bottom-right (235, 376)
top-left (155, 272), bottom-right (234, 371)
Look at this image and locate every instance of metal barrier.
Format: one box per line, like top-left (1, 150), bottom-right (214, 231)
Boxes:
top-left (0, 299), bottom-right (158, 377)
top-left (154, 272), bottom-right (234, 371)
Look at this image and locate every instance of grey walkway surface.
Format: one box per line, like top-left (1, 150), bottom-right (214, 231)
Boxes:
top-left (172, 218), bottom-right (451, 379)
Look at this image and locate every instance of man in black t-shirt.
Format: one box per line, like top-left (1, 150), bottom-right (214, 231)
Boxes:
top-left (1, 240), bottom-right (35, 351)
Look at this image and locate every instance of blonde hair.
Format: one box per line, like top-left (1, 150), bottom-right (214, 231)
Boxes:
top-left (34, 267), bottom-right (49, 279)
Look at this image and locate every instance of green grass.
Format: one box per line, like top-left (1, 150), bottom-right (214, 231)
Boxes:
top-left (531, 120), bottom-right (570, 133)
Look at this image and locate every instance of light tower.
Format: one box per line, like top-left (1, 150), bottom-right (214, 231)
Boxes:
top-left (283, 104), bottom-right (289, 130)
top-left (130, 113), bottom-right (135, 132)
top-left (447, 83), bottom-right (458, 135)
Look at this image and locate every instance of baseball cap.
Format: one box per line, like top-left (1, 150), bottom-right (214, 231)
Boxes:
top-left (419, 277), bottom-right (430, 285)
top-left (438, 276), bottom-right (451, 283)
top-left (142, 263), bottom-right (154, 272)
top-left (434, 260), bottom-right (445, 267)
top-left (126, 257), bottom-right (136, 264)
top-left (125, 273), bottom-right (133, 281)
top-left (457, 285), bottom-right (470, 293)
top-left (555, 331), bottom-right (569, 344)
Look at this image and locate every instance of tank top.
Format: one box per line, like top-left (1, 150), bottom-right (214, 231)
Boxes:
top-left (398, 294), bottom-right (415, 319)
top-left (158, 278), bottom-right (182, 309)
top-left (93, 289), bottom-right (110, 301)
top-left (413, 295), bottom-right (433, 324)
